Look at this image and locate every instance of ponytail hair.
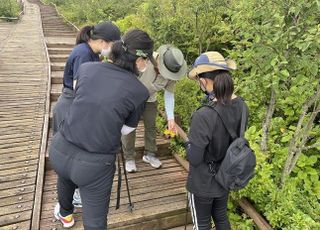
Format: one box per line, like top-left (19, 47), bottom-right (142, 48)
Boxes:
top-left (199, 70), bottom-right (234, 105)
top-left (76, 26), bottom-right (94, 45)
top-left (110, 29), bottom-right (154, 75)
top-left (111, 40), bottom-right (138, 74)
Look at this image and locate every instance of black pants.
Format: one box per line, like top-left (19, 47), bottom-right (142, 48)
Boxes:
top-left (52, 87), bottom-right (74, 134)
top-left (49, 132), bottom-right (116, 230)
top-left (188, 192), bottom-right (231, 230)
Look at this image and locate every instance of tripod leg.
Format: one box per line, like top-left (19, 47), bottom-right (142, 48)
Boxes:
top-left (115, 154), bottom-right (122, 210)
top-left (121, 151), bottom-right (134, 212)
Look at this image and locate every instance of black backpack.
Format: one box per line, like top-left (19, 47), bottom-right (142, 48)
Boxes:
top-left (208, 101), bottom-right (256, 191)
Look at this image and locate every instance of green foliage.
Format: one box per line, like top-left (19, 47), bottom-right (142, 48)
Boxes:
top-left (228, 200), bottom-right (256, 230)
top-left (46, 0), bottom-right (142, 27)
top-left (0, 0), bottom-right (21, 18)
top-left (47, 0), bottom-right (320, 228)
top-left (174, 78), bottom-right (201, 129)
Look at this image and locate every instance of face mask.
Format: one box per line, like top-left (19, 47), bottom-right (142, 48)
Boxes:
top-left (101, 47), bottom-right (111, 57)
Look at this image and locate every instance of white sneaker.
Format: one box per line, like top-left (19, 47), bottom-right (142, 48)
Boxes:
top-left (72, 189), bottom-right (82, 208)
top-left (126, 160), bottom-right (137, 173)
top-left (143, 154), bottom-right (162, 169)
top-left (54, 203), bottom-right (75, 228)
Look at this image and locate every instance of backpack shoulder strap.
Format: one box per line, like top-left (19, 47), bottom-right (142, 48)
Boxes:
top-left (205, 98), bottom-right (248, 140)
top-left (239, 102), bottom-right (248, 137)
top-left (205, 102), bottom-right (238, 140)
top-left (214, 106), bottom-right (238, 140)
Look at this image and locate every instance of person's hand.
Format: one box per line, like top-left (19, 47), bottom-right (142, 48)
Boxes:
top-left (167, 119), bottom-right (177, 134)
top-left (163, 120), bottom-right (177, 139)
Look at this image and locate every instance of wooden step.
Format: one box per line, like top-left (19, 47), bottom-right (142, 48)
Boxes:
top-left (51, 63), bottom-right (65, 71)
top-left (50, 54), bottom-right (68, 63)
top-left (169, 225), bottom-right (194, 230)
top-left (45, 32), bottom-right (77, 37)
top-left (50, 83), bottom-right (62, 101)
top-left (48, 47), bottom-right (72, 55)
top-left (46, 43), bottom-right (74, 49)
top-left (51, 71), bottom-right (63, 84)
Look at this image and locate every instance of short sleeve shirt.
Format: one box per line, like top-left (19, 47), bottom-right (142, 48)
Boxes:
top-left (61, 62), bottom-right (149, 155)
top-left (63, 43), bottom-right (100, 90)
top-left (138, 53), bottom-right (176, 102)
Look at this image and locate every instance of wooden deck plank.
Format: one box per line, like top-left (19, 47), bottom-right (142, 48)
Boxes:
top-left (0, 171), bottom-right (38, 185)
top-left (0, 193), bottom-right (35, 208)
top-left (0, 185), bottom-right (35, 199)
top-left (0, 201), bottom-right (34, 216)
top-left (0, 3), bottom-right (48, 230)
top-left (0, 159), bottom-right (38, 171)
top-left (0, 221), bottom-right (30, 230)
top-left (0, 210), bottom-right (32, 227)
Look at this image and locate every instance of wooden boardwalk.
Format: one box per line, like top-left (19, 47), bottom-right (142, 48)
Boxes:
top-left (0, 1), bottom-right (48, 229)
top-left (0, 0), bottom-right (190, 229)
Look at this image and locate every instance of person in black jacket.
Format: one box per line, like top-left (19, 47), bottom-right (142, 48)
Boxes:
top-left (186, 51), bottom-right (248, 230)
top-left (49, 29), bottom-right (154, 230)
top-left (53, 21), bottom-right (121, 134)
top-left (52, 21), bottom-right (121, 208)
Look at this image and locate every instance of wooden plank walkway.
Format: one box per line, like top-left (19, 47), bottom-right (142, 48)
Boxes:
top-left (0, 1), bottom-right (48, 229)
top-left (0, 21), bottom-right (17, 52)
top-left (0, 0), bottom-right (191, 229)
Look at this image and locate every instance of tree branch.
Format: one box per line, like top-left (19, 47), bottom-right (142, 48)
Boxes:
top-left (281, 83), bottom-right (320, 186)
top-left (260, 87), bottom-right (276, 152)
top-left (300, 142), bottom-right (320, 151)
top-left (290, 83), bottom-right (320, 153)
top-left (288, 102), bottom-right (320, 173)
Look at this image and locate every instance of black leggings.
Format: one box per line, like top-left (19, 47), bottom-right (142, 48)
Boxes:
top-left (188, 192), bottom-right (231, 230)
top-left (49, 132), bottom-right (116, 230)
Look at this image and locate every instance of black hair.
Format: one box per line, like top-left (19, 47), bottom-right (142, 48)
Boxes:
top-left (199, 70), bottom-right (234, 105)
top-left (110, 29), bottom-right (154, 75)
top-left (76, 26), bottom-right (94, 45)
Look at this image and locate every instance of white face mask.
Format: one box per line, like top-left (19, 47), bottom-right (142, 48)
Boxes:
top-left (101, 47), bottom-right (111, 57)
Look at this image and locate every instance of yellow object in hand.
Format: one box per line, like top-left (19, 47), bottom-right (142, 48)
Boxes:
top-left (164, 129), bottom-right (176, 139)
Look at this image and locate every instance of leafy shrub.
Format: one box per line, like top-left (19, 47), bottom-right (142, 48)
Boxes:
top-left (0, 0), bottom-right (21, 18)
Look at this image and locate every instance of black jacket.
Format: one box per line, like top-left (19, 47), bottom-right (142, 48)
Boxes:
top-left (186, 97), bottom-right (248, 197)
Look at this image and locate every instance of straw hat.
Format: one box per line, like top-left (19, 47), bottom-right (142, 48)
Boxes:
top-left (188, 51), bottom-right (236, 79)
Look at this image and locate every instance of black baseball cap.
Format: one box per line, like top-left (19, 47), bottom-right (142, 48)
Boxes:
top-left (91, 21), bottom-right (121, 42)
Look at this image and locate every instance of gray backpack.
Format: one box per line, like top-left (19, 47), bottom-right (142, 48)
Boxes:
top-left (211, 102), bottom-right (256, 191)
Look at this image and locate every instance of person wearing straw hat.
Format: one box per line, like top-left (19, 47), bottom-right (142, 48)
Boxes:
top-left (122, 44), bottom-right (187, 172)
top-left (186, 51), bottom-right (248, 230)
